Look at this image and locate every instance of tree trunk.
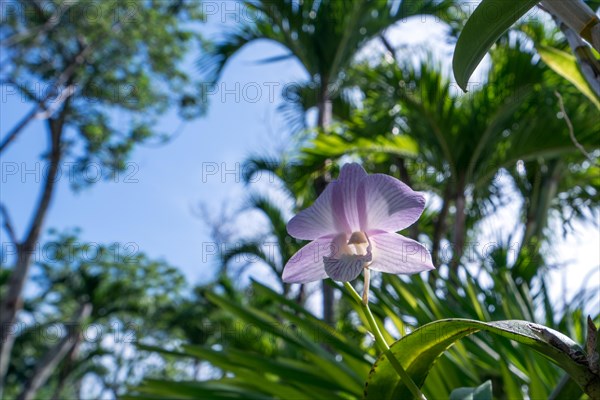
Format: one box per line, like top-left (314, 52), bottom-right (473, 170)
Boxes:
top-left (518, 161), bottom-right (561, 280)
top-left (428, 186), bottom-right (451, 286)
top-left (50, 326), bottom-right (84, 400)
top-left (316, 80), bottom-right (335, 326)
top-left (396, 157), bottom-right (419, 239)
top-left (50, 366), bottom-right (71, 400)
top-left (0, 114), bottom-right (65, 393)
top-left (450, 176), bottom-right (467, 271)
top-left (18, 303), bottom-right (92, 400)
top-left (523, 162), bottom-right (561, 247)
top-left (295, 284), bottom-right (306, 306)
top-left (317, 80), bottom-right (332, 128)
top-left (431, 186), bottom-right (451, 265)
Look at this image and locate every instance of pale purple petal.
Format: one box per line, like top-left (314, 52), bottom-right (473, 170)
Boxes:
top-left (369, 232), bottom-right (434, 274)
top-left (332, 163), bottom-right (368, 233)
top-left (282, 239), bottom-right (331, 283)
top-left (357, 174), bottom-right (425, 233)
top-left (323, 233), bottom-right (371, 282)
top-left (287, 182), bottom-right (339, 240)
top-left (324, 256), bottom-right (366, 281)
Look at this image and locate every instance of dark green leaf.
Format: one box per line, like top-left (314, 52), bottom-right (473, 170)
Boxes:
top-left (453, 0), bottom-right (539, 90)
top-left (364, 319), bottom-right (596, 399)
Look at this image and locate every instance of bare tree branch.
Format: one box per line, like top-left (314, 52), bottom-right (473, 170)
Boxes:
top-left (0, 78), bottom-right (43, 103)
top-left (35, 85), bottom-right (77, 120)
top-left (379, 32), bottom-right (397, 60)
top-left (0, 41), bottom-right (92, 154)
top-left (1, 15), bottom-right (129, 155)
top-left (0, 103), bottom-right (66, 387)
top-left (0, 19), bottom-right (128, 390)
top-left (0, 203), bottom-right (19, 245)
top-left (0, 105), bottom-right (43, 153)
top-left (1, 1), bottom-right (77, 47)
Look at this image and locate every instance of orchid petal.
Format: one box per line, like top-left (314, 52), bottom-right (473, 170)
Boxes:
top-left (282, 239), bottom-right (330, 283)
top-left (324, 256), bottom-right (366, 282)
top-left (369, 232), bottom-right (434, 274)
top-left (332, 163), bottom-right (368, 233)
top-left (287, 183), bottom-right (338, 240)
top-left (357, 174), bottom-right (425, 233)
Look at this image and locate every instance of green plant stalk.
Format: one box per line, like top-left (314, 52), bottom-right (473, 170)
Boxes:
top-left (344, 282), bottom-right (427, 400)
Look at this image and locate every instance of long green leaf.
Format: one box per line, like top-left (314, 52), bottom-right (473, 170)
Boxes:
top-left (364, 319), bottom-right (598, 399)
top-left (251, 281), bottom-right (371, 362)
top-left (537, 45), bottom-right (600, 109)
top-left (453, 0), bottom-right (539, 90)
top-left (303, 133), bottom-right (418, 159)
top-left (449, 380), bottom-right (493, 400)
top-left (204, 292), bottom-right (366, 395)
top-left (548, 374), bottom-right (584, 400)
top-left (128, 378), bottom-right (273, 400)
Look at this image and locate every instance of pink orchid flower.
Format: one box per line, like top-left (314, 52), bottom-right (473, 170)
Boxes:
top-left (282, 163), bottom-right (434, 283)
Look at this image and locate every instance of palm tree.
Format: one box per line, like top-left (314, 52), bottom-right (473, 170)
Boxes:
top-left (7, 232), bottom-right (186, 399)
top-left (200, 0), bottom-right (455, 129)
top-left (200, 0), bottom-right (456, 323)
top-left (337, 39), bottom-right (599, 276)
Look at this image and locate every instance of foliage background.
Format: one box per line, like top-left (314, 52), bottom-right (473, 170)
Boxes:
top-left (1, 0), bottom-right (598, 399)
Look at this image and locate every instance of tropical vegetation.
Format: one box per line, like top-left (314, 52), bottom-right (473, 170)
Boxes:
top-left (1, 0), bottom-right (598, 399)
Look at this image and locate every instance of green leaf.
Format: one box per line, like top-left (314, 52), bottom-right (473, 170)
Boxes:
top-left (537, 45), bottom-right (600, 109)
top-left (364, 319), bottom-right (598, 400)
top-left (303, 132), bottom-right (418, 159)
top-left (449, 380), bottom-right (493, 400)
top-left (548, 374), bottom-right (584, 400)
top-left (134, 344), bottom-right (358, 399)
top-left (128, 378), bottom-right (274, 400)
top-left (453, 0), bottom-right (539, 91)
top-left (203, 292), bottom-right (366, 395)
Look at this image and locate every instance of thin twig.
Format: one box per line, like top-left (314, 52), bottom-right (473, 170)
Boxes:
top-left (0, 203), bottom-right (18, 245)
top-left (554, 91), bottom-right (595, 163)
top-left (379, 32), bottom-right (397, 61)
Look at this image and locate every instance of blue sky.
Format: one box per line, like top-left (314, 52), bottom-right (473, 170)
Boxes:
top-left (0, 8), bottom-right (310, 286)
top-left (1, 8), bottom-right (598, 308)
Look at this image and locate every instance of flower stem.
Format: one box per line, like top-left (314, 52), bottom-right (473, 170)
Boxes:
top-left (344, 281), bottom-right (427, 400)
top-left (362, 268), bottom-right (370, 305)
